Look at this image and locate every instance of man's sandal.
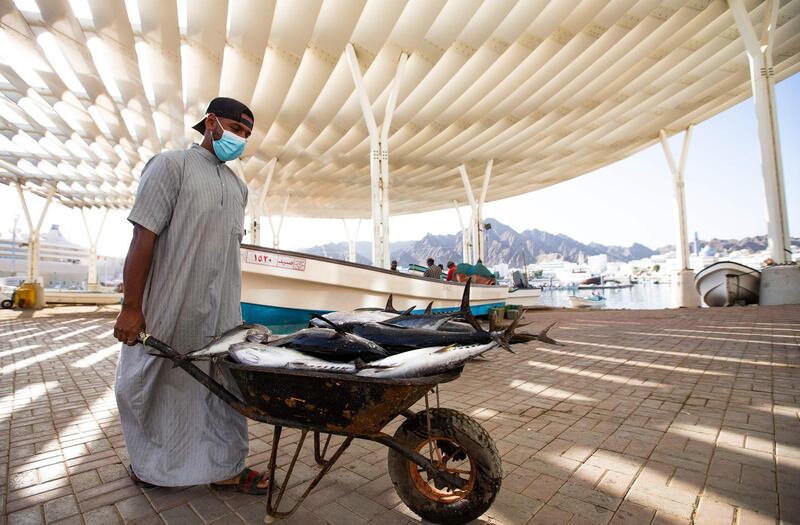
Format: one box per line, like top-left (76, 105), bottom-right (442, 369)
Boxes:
top-left (128, 465), bottom-right (157, 488)
top-left (210, 467), bottom-right (270, 495)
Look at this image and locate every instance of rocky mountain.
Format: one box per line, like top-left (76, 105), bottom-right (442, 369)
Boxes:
top-left (300, 219), bottom-right (660, 267)
top-left (658, 235), bottom-right (800, 255)
top-left (299, 220), bottom-right (799, 267)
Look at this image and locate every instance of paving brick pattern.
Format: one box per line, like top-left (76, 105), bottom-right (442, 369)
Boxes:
top-left (1, 304), bottom-right (798, 524)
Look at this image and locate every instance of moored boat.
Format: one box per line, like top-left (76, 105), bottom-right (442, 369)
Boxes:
top-left (694, 261), bottom-right (760, 307)
top-left (240, 245), bottom-right (507, 330)
top-left (569, 295), bottom-right (606, 308)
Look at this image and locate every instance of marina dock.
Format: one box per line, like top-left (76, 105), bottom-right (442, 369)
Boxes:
top-left (2, 305), bottom-right (797, 524)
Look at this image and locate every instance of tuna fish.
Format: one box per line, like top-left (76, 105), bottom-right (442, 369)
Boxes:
top-left (310, 280), bottom-right (480, 332)
top-left (355, 341), bottom-right (499, 378)
top-left (229, 343), bottom-right (364, 373)
top-left (344, 322), bottom-right (497, 354)
top-left (168, 323), bottom-right (272, 360)
top-left (267, 327), bottom-right (389, 362)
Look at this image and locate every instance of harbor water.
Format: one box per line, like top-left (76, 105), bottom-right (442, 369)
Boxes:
top-left (537, 282), bottom-right (673, 309)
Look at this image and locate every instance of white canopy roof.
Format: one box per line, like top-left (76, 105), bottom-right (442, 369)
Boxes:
top-left (1, 0), bottom-right (798, 215)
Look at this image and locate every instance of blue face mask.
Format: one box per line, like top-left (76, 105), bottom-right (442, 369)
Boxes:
top-left (210, 119), bottom-right (246, 161)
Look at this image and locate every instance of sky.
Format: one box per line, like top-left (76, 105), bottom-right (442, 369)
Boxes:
top-left (2, 73), bottom-right (798, 258)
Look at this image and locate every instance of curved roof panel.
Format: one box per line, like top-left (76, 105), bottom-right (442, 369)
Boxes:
top-left (0, 0), bottom-right (798, 215)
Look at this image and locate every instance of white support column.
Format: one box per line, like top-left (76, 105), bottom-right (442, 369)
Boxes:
top-left (342, 219), bottom-right (362, 262)
top-left (81, 207), bottom-right (109, 291)
top-left (453, 200), bottom-right (470, 264)
top-left (477, 159), bottom-right (493, 262)
top-left (659, 127), bottom-right (701, 308)
top-left (346, 43), bottom-right (407, 268)
top-left (457, 166), bottom-right (477, 264)
top-left (458, 159), bottom-right (493, 264)
top-left (729, 0), bottom-right (790, 264)
top-left (267, 193), bottom-right (290, 249)
top-left (16, 182), bottom-right (55, 286)
top-left (249, 158), bottom-right (277, 246)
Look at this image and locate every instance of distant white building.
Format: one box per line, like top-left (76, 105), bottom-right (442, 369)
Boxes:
top-left (587, 254), bottom-right (608, 274)
top-left (0, 225), bottom-right (124, 289)
top-left (492, 262), bottom-right (510, 279)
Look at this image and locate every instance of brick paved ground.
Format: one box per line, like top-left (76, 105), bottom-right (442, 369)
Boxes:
top-left (1, 304), bottom-right (798, 525)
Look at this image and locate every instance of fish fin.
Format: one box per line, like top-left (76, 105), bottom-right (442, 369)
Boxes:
top-left (424, 301), bottom-right (433, 315)
top-left (353, 358), bottom-right (395, 370)
top-left (400, 305), bottom-right (415, 316)
top-left (458, 278), bottom-right (484, 332)
top-left (309, 314), bottom-right (347, 334)
top-left (537, 322), bottom-right (561, 345)
top-left (433, 344), bottom-right (457, 354)
top-left (460, 278), bottom-right (471, 311)
top-left (385, 294), bottom-right (400, 313)
top-left (497, 309), bottom-right (525, 352)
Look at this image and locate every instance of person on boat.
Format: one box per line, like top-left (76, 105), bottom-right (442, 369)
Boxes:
top-left (446, 261), bottom-right (456, 281)
top-left (112, 97), bottom-right (269, 494)
top-left (390, 260), bottom-right (398, 271)
top-left (423, 257), bottom-right (442, 279)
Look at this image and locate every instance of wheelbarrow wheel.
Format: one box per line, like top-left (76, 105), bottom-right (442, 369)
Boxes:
top-left (387, 408), bottom-right (501, 525)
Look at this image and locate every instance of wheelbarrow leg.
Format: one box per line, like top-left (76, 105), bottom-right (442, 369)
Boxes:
top-left (264, 426), bottom-right (354, 522)
top-left (313, 432), bottom-right (333, 466)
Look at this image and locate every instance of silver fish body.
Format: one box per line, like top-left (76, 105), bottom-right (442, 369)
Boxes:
top-left (356, 341), bottom-right (499, 378)
top-left (309, 311), bottom-right (395, 327)
top-left (186, 323), bottom-right (272, 359)
top-left (228, 343), bottom-right (361, 374)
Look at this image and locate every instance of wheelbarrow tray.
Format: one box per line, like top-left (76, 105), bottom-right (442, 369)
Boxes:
top-left (221, 358), bottom-right (463, 435)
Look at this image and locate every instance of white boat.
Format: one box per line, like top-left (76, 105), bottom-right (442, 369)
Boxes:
top-left (508, 287), bottom-right (542, 307)
top-left (240, 245), bottom-right (507, 330)
top-left (569, 295), bottom-right (606, 308)
top-left (694, 261), bottom-right (760, 307)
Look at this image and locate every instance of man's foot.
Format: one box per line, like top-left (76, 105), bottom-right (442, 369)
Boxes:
top-left (128, 465), bottom-right (157, 488)
top-left (210, 467), bottom-right (270, 495)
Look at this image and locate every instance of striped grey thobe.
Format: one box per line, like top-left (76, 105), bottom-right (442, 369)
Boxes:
top-left (115, 143), bottom-right (249, 486)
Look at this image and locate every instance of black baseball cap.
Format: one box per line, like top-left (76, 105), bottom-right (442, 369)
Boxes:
top-left (192, 97), bottom-right (255, 134)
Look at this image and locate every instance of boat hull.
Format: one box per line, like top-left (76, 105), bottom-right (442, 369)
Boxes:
top-left (508, 287), bottom-right (542, 307)
top-left (240, 245), bottom-right (507, 330)
top-left (568, 296), bottom-right (606, 308)
top-left (694, 261), bottom-right (760, 307)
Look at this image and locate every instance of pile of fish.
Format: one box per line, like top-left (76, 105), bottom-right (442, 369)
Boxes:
top-left (183, 280), bottom-right (559, 379)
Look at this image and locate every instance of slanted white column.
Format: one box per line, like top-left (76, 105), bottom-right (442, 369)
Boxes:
top-left (458, 160), bottom-right (493, 264)
top-left (249, 158), bottom-right (277, 246)
top-left (16, 182), bottom-right (55, 285)
top-left (342, 219), bottom-right (362, 262)
top-left (81, 207), bottom-right (109, 291)
top-left (659, 127), bottom-right (701, 308)
top-left (453, 200), bottom-right (470, 264)
top-left (346, 44), bottom-right (407, 268)
top-left (729, 0), bottom-right (790, 264)
top-left (267, 193), bottom-right (290, 249)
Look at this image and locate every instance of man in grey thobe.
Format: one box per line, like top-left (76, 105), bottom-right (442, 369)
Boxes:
top-left (114, 98), bottom-right (268, 492)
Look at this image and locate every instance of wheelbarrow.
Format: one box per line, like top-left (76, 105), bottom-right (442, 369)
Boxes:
top-left (139, 332), bottom-right (503, 524)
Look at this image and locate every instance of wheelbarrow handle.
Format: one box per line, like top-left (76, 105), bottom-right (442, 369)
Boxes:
top-left (136, 332), bottom-right (250, 416)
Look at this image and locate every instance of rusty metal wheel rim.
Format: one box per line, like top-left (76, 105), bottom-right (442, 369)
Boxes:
top-left (408, 436), bottom-right (477, 503)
